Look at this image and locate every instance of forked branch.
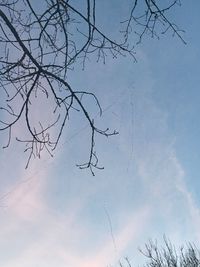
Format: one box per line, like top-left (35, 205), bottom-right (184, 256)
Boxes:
top-left (0, 0), bottom-right (185, 174)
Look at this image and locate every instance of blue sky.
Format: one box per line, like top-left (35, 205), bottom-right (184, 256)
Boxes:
top-left (1, 1), bottom-right (200, 267)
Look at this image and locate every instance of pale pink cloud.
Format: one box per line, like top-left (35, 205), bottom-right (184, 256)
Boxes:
top-left (2, 204), bottom-right (151, 267)
top-left (64, 205), bottom-right (151, 267)
top-left (4, 160), bottom-right (48, 221)
top-left (1, 198), bottom-right (89, 267)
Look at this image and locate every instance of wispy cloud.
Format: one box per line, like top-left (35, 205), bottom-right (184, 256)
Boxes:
top-left (5, 168), bottom-right (47, 221)
top-left (85, 206), bottom-right (150, 267)
top-left (53, 205), bottom-right (151, 267)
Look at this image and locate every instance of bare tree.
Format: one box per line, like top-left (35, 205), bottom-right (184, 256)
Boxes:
top-left (119, 237), bottom-right (200, 267)
top-left (0, 0), bottom-right (185, 174)
top-left (139, 237), bottom-right (200, 267)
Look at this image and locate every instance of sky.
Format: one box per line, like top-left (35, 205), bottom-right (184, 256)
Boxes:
top-left (1, 1), bottom-right (200, 267)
